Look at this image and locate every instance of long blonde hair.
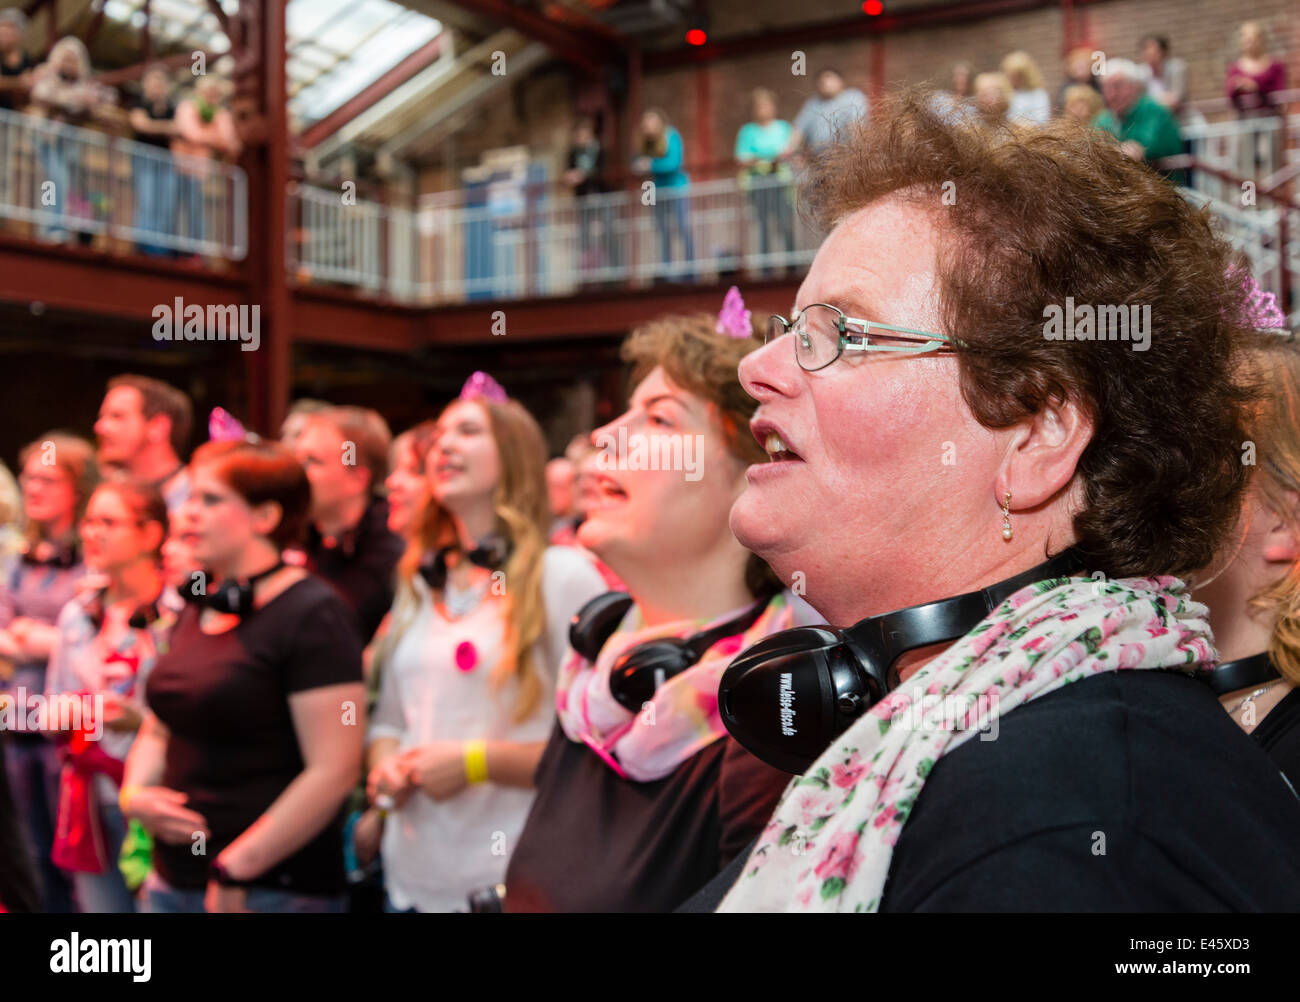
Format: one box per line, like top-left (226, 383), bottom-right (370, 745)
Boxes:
top-left (1241, 334), bottom-right (1300, 685)
top-left (397, 397), bottom-right (550, 723)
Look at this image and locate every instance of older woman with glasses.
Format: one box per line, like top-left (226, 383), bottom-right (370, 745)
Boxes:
top-left (683, 91), bottom-right (1300, 913)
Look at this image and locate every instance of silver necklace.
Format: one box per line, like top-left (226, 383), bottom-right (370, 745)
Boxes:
top-left (1225, 682), bottom-right (1281, 717)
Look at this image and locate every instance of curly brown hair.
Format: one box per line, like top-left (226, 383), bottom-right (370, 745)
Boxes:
top-left (800, 89), bottom-right (1258, 578)
top-left (621, 312), bottom-right (782, 598)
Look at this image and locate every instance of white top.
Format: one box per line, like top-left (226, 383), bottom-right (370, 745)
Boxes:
top-left (369, 545), bottom-right (607, 912)
top-left (1008, 88), bottom-right (1051, 125)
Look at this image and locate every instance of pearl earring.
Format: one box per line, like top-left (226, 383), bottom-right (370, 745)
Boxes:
top-left (1001, 492), bottom-right (1012, 541)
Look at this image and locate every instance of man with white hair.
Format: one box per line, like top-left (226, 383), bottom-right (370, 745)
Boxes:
top-left (1095, 57), bottom-right (1185, 183)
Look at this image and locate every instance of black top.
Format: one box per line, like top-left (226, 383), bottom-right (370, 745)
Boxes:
top-left (304, 497), bottom-right (404, 644)
top-left (0, 51), bottom-right (31, 111)
top-left (144, 576), bottom-right (363, 894)
top-left (681, 671), bottom-right (1300, 912)
top-left (131, 95), bottom-right (176, 149)
top-left (1253, 686), bottom-right (1300, 795)
top-left (567, 141), bottom-right (606, 196)
top-left (504, 720), bottom-right (792, 912)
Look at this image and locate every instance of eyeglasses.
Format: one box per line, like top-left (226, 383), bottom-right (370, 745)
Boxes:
top-left (79, 516), bottom-right (143, 533)
top-left (766, 303), bottom-right (960, 371)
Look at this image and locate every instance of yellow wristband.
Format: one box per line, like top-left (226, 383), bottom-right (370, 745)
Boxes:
top-left (463, 740), bottom-right (489, 785)
top-left (119, 784), bottom-right (141, 814)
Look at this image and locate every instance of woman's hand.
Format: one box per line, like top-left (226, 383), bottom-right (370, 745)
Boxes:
top-left (123, 786), bottom-right (210, 845)
top-left (101, 694), bottom-right (143, 733)
top-left (204, 880), bottom-right (249, 914)
top-left (633, 156), bottom-right (651, 174)
top-left (398, 742), bottom-right (469, 802)
top-left (366, 755), bottom-right (414, 810)
top-left (353, 807), bottom-right (385, 866)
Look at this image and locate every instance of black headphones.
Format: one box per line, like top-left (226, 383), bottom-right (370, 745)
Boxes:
top-left (21, 540), bottom-right (80, 569)
top-left (1207, 652), bottom-right (1279, 695)
top-left (85, 588), bottom-right (164, 631)
top-left (180, 561), bottom-right (286, 617)
top-left (569, 591), bottom-right (774, 712)
top-left (719, 548), bottom-right (1087, 774)
top-left (418, 535), bottom-right (511, 591)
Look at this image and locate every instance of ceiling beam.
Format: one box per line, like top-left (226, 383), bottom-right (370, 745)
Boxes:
top-left (432, 0), bottom-right (618, 74)
top-left (299, 34), bottom-right (445, 148)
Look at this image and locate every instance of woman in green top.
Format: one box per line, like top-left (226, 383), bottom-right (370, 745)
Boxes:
top-left (735, 88), bottom-right (795, 275)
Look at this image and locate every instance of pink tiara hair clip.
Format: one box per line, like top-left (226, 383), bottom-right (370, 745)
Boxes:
top-left (208, 406), bottom-right (255, 442)
top-left (716, 286), bottom-right (753, 339)
top-left (459, 371), bottom-right (509, 404)
top-left (1239, 270), bottom-right (1288, 334)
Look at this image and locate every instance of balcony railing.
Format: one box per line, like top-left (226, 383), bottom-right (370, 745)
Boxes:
top-left (289, 172), bottom-right (824, 305)
top-left (0, 107), bottom-right (247, 260)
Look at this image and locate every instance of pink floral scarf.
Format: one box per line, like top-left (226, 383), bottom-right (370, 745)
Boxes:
top-left (717, 573), bottom-right (1215, 912)
top-left (556, 590), bottom-right (812, 781)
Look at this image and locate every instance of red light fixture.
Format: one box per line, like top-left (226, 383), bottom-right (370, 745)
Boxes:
top-left (685, 27), bottom-right (707, 45)
top-left (862, 0), bottom-right (883, 14)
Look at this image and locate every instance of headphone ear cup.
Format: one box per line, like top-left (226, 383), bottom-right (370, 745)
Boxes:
top-left (569, 591), bottom-right (634, 663)
top-left (608, 639), bottom-right (696, 712)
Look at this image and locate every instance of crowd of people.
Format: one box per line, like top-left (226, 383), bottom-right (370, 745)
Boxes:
top-left (0, 9), bottom-right (242, 255)
top-left (1, 15), bottom-right (1299, 916)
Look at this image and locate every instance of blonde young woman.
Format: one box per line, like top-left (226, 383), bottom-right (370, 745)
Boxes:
top-left (1196, 322), bottom-right (1300, 789)
top-left (365, 374), bottom-right (606, 912)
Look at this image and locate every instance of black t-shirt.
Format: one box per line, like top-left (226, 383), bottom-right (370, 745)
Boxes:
top-left (567, 142), bottom-right (606, 196)
top-left (504, 720), bottom-right (792, 912)
top-left (681, 671), bottom-right (1300, 911)
top-left (144, 576), bottom-right (363, 894)
top-left (131, 95), bottom-right (176, 149)
top-left (304, 497), bottom-right (404, 644)
top-left (1253, 687), bottom-right (1300, 795)
top-left (0, 50), bottom-right (31, 110)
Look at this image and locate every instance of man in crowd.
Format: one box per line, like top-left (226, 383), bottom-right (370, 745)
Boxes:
top-left (293, 406), bottom-right (403, 643)
top-left (786, 68), bottom-right (869, 159)
top-left (1096, 58), bottom-right (1185, 185)
top-left (94, 374), bottom-right (192, 513)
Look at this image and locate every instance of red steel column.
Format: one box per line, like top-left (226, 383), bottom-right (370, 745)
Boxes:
top-left (245, 0), bottom-right (290, 435)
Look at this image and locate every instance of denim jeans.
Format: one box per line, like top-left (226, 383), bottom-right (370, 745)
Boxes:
top-left (748, 182), bottom-right (794, 267)
top-left (654, 189), bottom-right (694, 279)
top-left (175, 172), bottom-right (204, 250)
top-left (35, 134), bottom-right (80, 242)
top-left (133, 153), bottom-right (178, 255)
top-left (142, 870), bottom-right (347, 913)
top-left (4, 733), bottom-right (74, 913)
top-left (70, 800), bottom-right (135, 913)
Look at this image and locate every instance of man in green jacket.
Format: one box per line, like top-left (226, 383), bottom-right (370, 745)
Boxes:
top-left (1096, 58), bottom-right (1186, 185)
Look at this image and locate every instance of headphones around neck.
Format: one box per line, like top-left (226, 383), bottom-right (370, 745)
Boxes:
top-left (180, 560), bottom-right (286, 617)
top-left (1208, 651), bottom-right (1279, 695)
top-left (86, 588), bottom-right (163, 631)
top-left (418, 535), bottom-right (511, 591)
top-left (22, 540), bottom-right (80, 569)
top-left (718, 548), bottom-right (1087, 774)
top-left (569, 591), bottom-right (774, 712)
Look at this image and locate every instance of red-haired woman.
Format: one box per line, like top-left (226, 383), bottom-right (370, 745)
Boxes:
top-left (365, 374), bottom-right (606, 912)
top-left (122, 440), bottom-right (365, 912)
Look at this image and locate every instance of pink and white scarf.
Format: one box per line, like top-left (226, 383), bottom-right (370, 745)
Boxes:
top-left (556, 590), bottom-right (809, 782)
top-left (718, 573), bottom-right (1215, 912)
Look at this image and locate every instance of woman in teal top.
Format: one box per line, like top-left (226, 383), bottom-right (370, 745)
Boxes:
top-left (735, 88), bottom-right (795, 274)
top-left (633, 109), bottom-right (694, 280)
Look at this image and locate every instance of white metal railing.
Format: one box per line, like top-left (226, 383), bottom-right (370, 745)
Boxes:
top-left (289, 173), bottom-right (822, 304)
top-left (1181, 112), bottom-right (1300, 207)
top-left (0, 107), bottom-right (247, 259)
